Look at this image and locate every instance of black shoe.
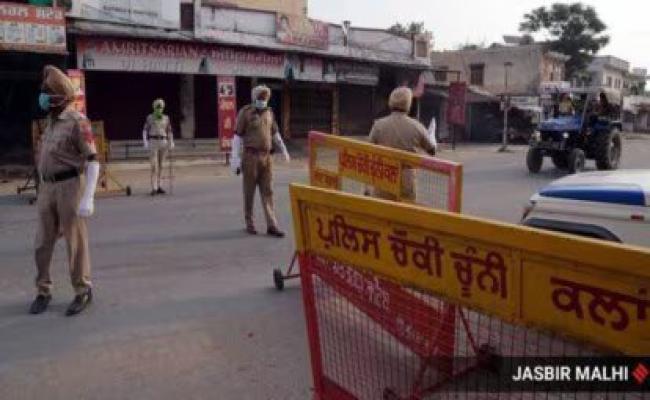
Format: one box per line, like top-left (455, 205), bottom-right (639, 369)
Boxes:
top-left (150, 190), bottom-right (157, 196)
top-left (267, 227), bottom-right (286, 238)
top-left (65, 289), bottom-right (93, 316)
top-left (29, 294), bottom-right (51, 315)
top-left (246, 226), bottom-right (258, 235)
top-left (157, 188), bottom-right (166, 195)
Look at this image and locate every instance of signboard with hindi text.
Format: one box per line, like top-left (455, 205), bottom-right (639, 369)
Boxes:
top-left (0, 2), bottom-right (66, 54)
top-left (290, 184), bottom-right (650, 355)
top-left (217, 76), bottom-right (236, 151)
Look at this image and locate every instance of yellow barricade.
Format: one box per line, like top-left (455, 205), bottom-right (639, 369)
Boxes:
top-left (290, 184), bottom-right (650, 355)
top-left (308, 131), bottom-right (463, 212)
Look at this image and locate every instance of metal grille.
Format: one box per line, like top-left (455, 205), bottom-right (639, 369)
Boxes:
top-left (301, 254), bottom-right (643, 400)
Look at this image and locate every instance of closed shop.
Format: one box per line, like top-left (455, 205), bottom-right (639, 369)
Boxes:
top-left (289, 86), bottom-right (332, 137)
top-left (339, 85), bottom-right (374, 136)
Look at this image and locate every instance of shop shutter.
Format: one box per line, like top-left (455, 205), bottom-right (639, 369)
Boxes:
top-left (289, 87), bottom-right (332, 138)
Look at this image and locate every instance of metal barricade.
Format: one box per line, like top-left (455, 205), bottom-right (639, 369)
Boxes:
top-left (273, 131), bottom-right (463, 289)
top-left (290, 184), bottom-right (650, 399)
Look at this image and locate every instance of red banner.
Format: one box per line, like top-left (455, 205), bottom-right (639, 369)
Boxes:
top-left (447, 82), bottom-right (467, 127)
top-left (67, 70), bottom-right (87, 115)
top-left (218, 76), bottom-right (237, 151)
top-left (0, 2), bottom-right (66, 54)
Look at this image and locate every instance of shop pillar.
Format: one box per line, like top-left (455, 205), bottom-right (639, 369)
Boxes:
top-left (180, 74), bottom-right (195, 139)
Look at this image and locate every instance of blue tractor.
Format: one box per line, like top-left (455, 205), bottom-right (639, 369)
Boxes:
top-left (526, 90), bottom-right (622, 174)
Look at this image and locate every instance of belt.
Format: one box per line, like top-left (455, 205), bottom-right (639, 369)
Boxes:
top-left (42, 169), bottom-right (80, 183)
top-left (245, 147), bottom-right (269, 155)
top-left (148, 135), bottom-right (166, 140)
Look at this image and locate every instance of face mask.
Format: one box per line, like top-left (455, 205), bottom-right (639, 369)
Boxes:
top-left (255, 100), bottom-right (268, 110)
top-left (39, 93), bottom-right (51, 111)
top-left (153, 107), bottom-right (164, 118)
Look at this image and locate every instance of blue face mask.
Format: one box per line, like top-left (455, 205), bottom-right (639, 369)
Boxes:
top-left (38, 93), bottom-right (51, 111)
top-left (255, 100), bottom-right (268, 110)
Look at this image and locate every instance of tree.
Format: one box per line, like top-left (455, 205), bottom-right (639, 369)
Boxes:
top-left (388, 21), bottom-right (426, 38)
top-left (519, 3), bottom-right (609, 79)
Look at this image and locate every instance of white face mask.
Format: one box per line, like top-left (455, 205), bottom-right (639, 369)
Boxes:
top-left (255, 100), bottom-right (268, 109)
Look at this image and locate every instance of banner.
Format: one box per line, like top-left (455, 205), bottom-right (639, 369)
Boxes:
top-left (447, 82), bottom-right (467, 127)
top-left (67, 0), bottom-right (180, 29)
top-left (67, 70), bottom-right (87, 115)
top-left (276, 13), bottom-right (328, 49)
top-left (77, 37), bottom-right (285, 78)
top-left (0, 2), bottom-right (66, 54)
top-left (217, 76), bottom-right (236, 151)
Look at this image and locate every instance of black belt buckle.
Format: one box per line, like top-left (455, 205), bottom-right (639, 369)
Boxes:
top-left (42, 169), bottom-right (79, 183)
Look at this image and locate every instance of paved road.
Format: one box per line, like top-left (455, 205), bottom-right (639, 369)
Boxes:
top-left (1, 138), bottom-right (648, 400)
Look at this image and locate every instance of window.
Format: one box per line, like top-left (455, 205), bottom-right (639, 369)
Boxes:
top-left (470, 64), bottom-right (484, 86)
top-left (434, 66), bottom-right (449, 82)
top-left (606, 76), bottom-right (613, 87)
top-left (415, 40), bottom-right (429, 58)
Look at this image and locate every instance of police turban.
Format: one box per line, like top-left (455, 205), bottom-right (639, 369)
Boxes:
top-left (42, 65), bottom-right (74, 104)
top-left (388, 87), bottom-right (413, 113)
top-left (252, 85), bottom-right (271, 101)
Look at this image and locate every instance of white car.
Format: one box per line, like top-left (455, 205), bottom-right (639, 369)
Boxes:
top-left (522, 170), bottom-right (650, 248)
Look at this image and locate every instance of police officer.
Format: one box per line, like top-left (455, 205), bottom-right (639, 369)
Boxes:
top-left (231, 85), bottom-right (290, 237)
top-left (142, 99), bottom-right (175, 195)
top-left (368, 87), bottom-right (436, 201)
top-left (30, 65), bottom-right (100, 316)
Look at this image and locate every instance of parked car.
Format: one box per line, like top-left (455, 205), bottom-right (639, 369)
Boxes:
top-left (522, 170), bottom-right (650, 248)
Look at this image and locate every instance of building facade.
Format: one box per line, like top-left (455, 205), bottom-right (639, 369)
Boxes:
top-left (1, 0), bottom-right (430, 163)
top-left (429, 44), bottom-right (568, 142)
top-left (203, 0), bottom-right (307, 15)
top-left (584, 56), bottom-right (648, 101)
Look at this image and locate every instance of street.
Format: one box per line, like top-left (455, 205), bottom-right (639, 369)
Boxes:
top-left (1, 138), bottom-right (649, 400)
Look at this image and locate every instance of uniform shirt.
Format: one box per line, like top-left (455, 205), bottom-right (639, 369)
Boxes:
top-left (559, 99), bottom-right (574, 115)
top-left (143, 114), bottom-right (173, 140)
top-left (369, 111), bottom-right (435, 154)
top-left (38, 107), bottom-right (97, 178)
top-left (235, 105), bottom-right (279, 152)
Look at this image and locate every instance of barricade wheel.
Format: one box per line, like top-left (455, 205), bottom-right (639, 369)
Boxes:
top-left (273, 268), bottom-right (285, 291)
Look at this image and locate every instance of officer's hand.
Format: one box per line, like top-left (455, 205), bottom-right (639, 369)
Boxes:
top-left (169, 142), bottom-right (175, 150)
top-left (143, 140), bottom-right (149, 149)
top-left (284, 153), bottom-right (291, 163)
top-left (78, 198), bottom-right (94, 218)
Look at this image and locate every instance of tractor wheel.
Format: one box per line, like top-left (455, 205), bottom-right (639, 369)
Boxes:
top-left (568, 148), bottom-right (586, 174)
top-left (594, 129), bottom-right (622, 170)
top-left (551, 153), bottom-right (569, 170)
top-left (526, 147), bottom-right (543, 173)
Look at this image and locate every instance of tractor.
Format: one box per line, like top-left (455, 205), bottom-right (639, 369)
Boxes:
top-left (526, 88), bottom-right (623, 174)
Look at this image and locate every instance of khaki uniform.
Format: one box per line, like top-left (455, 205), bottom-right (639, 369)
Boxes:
top-left (143, 114), bottom-right (173, 190)
top-left (36, 107), bottom-right (96, 295)
top-left (235, 105), bottom-right (280, 229)
top-left (369, 111), bottom-right (435, 201)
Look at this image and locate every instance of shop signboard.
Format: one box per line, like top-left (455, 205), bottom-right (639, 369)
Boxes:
top-left (67, 0), bottom-right (180, 29)
top-left (217, 76), bottom-right (236, 151)
top-left (0, 2), bottom-right (66, 54)
top-left (276, 13), bottom-right (328, 49)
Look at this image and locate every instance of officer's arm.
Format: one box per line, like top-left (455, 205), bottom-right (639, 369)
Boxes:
top-left (368, 122), bottom-right (379, 144)
top-left (142, 116), bottom-right (150, 148)
top-left (166, 117), bottom-right (174, 149)
top-left (270, 112), bottom-right (290, 162)
top-left (231, 110), bottom-right (246, 174)
top-left (74, 118), bottom-right (100, 217)
top-left (417, 123), bottom-right (436, 156)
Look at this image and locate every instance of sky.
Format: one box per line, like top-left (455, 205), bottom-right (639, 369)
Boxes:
top-left (309, 0), bottom-right (650, 71)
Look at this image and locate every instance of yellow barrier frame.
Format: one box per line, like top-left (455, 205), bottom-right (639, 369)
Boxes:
top-left (290, 184), bottom-right (650, 355)
top-left (308, 131), bottom-right (464, 212)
